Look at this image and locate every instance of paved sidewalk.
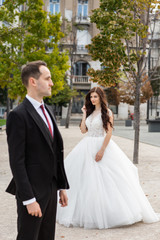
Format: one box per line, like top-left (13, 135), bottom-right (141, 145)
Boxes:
top-left (113, 125), bottom-right (160, 147)
top-left (0, 126), bottom-right (160, 240)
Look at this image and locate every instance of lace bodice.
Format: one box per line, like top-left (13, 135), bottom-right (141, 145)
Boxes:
top-left (85, 109), bottom-right (112, 137)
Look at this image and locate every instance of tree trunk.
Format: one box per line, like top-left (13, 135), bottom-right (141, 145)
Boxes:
top-left (65, 98), bottom-right (73, 128)
top-left (133, 81), bottom-right (141, 164)
top-left (6, 89), bottom-right (10, 118)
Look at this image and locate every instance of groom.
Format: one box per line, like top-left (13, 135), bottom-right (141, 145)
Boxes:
top-left (6, 60), bottom-right (69, 240)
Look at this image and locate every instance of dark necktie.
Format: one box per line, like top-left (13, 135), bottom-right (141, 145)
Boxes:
top-left (40, 105), bottom-right (53, 138)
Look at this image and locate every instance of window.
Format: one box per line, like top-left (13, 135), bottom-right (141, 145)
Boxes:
top-left (0, 0), bottom-right (4, 6)
top-left (74, 61), bottom-right (90, 76)
top-left (78, 0), bottom-right (88, 18)
top-left (50, 0), bottom-right (60, 15)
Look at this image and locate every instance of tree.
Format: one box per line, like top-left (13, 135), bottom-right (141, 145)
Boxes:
top-left (0, 0), bottom-right (69, 100)
top-left (119, 74), bottom-right (153, 105)
top-left (45, 79), bottom-right (77, 117)
top-left (60, 17), bottom-right (80, 128)
top-left (87, 0), bottom-right (160, 164)
top-left (106, 87), bottom-right (120, 106)
top-left (0, 87), bottom-right (7, 105)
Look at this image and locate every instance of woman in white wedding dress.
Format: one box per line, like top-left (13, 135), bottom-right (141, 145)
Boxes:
top-left (57, 87), bottom-right (159, 229)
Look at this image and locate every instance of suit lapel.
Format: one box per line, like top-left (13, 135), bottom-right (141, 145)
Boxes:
top-left (23, 98), bottom-right (54, 153)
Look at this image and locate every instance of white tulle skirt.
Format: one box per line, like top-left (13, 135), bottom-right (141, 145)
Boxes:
top-left (57, 136), bottom-right (159, 229)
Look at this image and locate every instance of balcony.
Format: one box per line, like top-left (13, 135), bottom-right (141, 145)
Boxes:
top-left (76, 45), bottom-right (88, 53)
top-left (75, 15), bottom-right (90, 25)
top-left (73, 76), bottom-right (90, 84)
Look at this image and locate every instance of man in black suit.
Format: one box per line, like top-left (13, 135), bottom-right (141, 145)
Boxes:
top-left (6, 60), bottom-right (69, 240)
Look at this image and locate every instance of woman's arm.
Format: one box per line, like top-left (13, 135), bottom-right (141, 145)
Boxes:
top-left (95, 113), bottom-right (113, 162)
top-left (80, 105), bottom-right (88, 134)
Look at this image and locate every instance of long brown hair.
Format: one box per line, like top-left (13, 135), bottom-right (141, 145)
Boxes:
top-left (85, 87), bottom-right (113, 131)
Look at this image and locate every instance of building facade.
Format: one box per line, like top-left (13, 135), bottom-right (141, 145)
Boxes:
top-left (44, 0), bottom-right (103, 116)
top-left (44, 0), bottom-right (149, 120)
top-left (148, 15), bottom-right (160, 120)
top-left (0, 0), bottom-right (151, 120)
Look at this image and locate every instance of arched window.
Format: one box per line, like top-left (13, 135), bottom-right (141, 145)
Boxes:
top-left (74, 61), bottom-right (90, 76)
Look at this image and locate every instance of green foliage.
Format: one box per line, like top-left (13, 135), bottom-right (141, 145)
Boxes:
top-left (0, 119), bottom-right (6, 126)
top-left (0, 87), bottom-right (7, 105)
top-left (87, 0), bottom-right (160, 87)
top-left (0, 0), bottom-right (69, 100)
top-left (45, 81), bottom-right (78, 107)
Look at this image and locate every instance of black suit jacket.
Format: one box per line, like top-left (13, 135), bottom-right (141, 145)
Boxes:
top-left (6, 98), bottom-right (69, 202)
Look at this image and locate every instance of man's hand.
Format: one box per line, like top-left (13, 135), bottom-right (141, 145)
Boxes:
top-left (59, 190), bottom-right (68, 207)
top-left (26, 201), bottom-right (42, 217)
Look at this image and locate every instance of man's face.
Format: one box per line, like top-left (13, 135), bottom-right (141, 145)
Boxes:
top-left (35, 65), bottom-right (53, 97)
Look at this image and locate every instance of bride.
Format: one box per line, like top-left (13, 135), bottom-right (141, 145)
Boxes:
top-left (57, 87), bottom-right (159, 229)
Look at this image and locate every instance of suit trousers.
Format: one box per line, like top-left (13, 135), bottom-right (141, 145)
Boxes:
top-left (16, 179), bottom-right (57, 240)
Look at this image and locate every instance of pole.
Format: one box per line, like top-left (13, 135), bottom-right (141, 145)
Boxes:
top-left (147, 48), bottom-right (151, 121)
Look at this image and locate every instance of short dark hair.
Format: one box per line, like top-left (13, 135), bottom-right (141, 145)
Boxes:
top-left (21, 60), bottom-right (47, 87)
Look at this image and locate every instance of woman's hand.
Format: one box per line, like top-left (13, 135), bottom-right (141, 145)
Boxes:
top-left (81, 105), bottom-right (87, 115)
top-left (95, 149), bottom-right (104, 162)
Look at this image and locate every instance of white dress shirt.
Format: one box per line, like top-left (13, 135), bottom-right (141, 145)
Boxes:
top-left (23, 95), bottom-right (53, 206)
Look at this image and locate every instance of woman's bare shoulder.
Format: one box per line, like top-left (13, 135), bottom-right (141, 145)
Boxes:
top-left (107, 108), bottom-right (113, 117)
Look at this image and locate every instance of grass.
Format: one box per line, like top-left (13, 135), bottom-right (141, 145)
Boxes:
top-left (0, 119), bottom-right (6, 126)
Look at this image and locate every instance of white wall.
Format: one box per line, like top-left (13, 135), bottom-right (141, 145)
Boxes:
top-left (76, 30), bottom-right (91, 45)
top-left (65, 9), bottom-right (72, 21)
top-left (140, 103), bottom-right (147, 120)
top-left (118, 102), bottom-right (128, 119)
top-left (62, 105), bottom-right (68, 118)
top-left (119, 102), bottom-right (147, 120)
top-left (89, 60), bottom-right (101, 88)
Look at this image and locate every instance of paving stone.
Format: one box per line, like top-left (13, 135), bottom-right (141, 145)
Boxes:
top-left (0, 126), bottom-right (160, 240)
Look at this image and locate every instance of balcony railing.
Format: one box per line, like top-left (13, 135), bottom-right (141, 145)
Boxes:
top-left (73, 76), bottom-right (90, 84)
top-left (76, 45), bottom-right (88, 53)
top-left (75, 15), bottom-right (90, 25)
